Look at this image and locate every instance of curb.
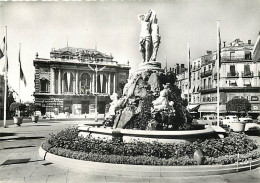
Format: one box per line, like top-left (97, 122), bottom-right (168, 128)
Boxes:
top-left (39, 146), bottom-right (260, 177)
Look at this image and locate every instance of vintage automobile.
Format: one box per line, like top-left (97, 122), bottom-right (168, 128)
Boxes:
top-left (222, 115), bottom-right (239, 127)
top-left (196, 115), bottom-right (223, 126)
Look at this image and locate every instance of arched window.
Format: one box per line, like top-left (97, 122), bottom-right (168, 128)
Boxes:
top-left (80, 73), bottom-right (91, 94)
top-left (40, 78), bottom-right (49, 93)
top-left (64, 72), bottom-right (74, 93)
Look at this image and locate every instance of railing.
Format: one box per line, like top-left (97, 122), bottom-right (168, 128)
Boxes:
top-left (201, 70), bottom-right (212, 78)
top-left (221, 56), bottom-right (252, 61)
top-left (241, 71), bottom-right (253, 78)
top-left (201, 85), bottom-right (213, 90)
top-left (227, 72), bottom-right (239, 78)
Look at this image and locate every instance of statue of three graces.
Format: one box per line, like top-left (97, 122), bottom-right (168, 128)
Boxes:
top-left (138, 9), bottom-right (161, 63)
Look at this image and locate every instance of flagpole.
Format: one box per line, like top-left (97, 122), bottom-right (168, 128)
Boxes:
top-left (19, 43), bottom-right (21, 103)
top-left (217, 20), bottom-right (220, 126)
top-left (187, 42), bottom-right (190, 107)
top-left (3, 26), bottom-right (7, 128)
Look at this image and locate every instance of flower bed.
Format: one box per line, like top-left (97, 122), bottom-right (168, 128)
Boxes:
top-left (42, 127), bottom-right (260, 166)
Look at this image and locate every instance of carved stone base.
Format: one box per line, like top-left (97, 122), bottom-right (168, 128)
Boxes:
top-left (136, 61), bottom-right (163, 73)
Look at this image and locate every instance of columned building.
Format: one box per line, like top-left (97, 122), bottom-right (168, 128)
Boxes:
top-left (33, 47), bottom-right (130, 115)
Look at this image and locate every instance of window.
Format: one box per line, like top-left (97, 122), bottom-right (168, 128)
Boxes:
top-left (230, 65), bottom-right (236, 76)
top-left (40, 78), bottom-right (49, 93)
top-left (209, 65), bottom-right (211, 70)
top-left (193, 73), bottom-right (195, 81)
top-left (81, 73), bottom-right (91, 94)
top-left (230, 52), bottom-right (235, 60)
top-left (244, 65), bottom-right (251, 76)
top-left (245, 51), bottom-right (252, 60)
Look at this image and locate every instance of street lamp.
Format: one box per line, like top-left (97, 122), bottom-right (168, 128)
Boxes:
top-left (54, 99), bottom-right (59, 115)
top-left (88, 64), bottom-right (106, 122)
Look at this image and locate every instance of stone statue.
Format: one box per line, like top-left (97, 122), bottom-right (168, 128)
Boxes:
top-left (138, 9), bottom-right (161, 63)
top-left (105, 93), bottom-right (119, 119)
top-left (138, 10), bottom-right (153, 63)
top-left (150, 12), bottom-right (161, 61)
top-left (152, 83), bottom-right (174, 112)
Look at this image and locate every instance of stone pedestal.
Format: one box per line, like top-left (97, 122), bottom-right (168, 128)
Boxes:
top-left (136, 61), bottom-right (163, 73)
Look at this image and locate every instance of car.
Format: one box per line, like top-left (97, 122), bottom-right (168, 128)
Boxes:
top-left (196, 115), bottom-right (223, 126)
top-left (239, 117), bottom-right (253, 123)
top-left (222, 115), bottom-right (239, 126)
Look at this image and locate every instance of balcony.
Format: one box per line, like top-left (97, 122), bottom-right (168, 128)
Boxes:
top-left (201, 85), bottom-right (213, 90)
top-left (241, 71), bottom-right (253, 78)
top-left (227, 72), bottom-right (239, 78)
top-left (201, 70), bottom-right (212, 78)
top-left (221, 56), bottom-right (252, 61)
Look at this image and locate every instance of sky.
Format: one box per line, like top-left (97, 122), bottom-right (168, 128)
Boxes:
top-left (0, 0), bottom-right (260, 102)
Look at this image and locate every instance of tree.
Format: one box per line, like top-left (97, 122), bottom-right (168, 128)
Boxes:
top-left (226, 98), bottom-right (251, 115)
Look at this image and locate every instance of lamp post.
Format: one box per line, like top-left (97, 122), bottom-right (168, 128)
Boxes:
top-left (54, 99), bottom-right (59, 115)
top-left (88, 64), bottom-right (106, 122)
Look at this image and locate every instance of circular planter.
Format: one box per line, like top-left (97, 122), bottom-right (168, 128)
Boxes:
top-left (230, 122), bottom-right (246, 132)
top-left (13, 116), bottom-right (23, 126)
top-left (39, 146), bottom-right (260, 177)
top-left (31, 115), bottom-right (39, 123)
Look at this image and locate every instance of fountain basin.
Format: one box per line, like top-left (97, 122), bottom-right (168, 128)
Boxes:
top-left (78, 125), bottom-right (217, 143)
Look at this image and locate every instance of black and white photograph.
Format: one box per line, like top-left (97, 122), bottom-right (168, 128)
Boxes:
top-left (0, 0), bottom-right (260, 182)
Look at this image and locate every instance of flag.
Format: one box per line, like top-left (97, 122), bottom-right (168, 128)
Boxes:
top-left (217, 21), bottom-right (221, 68)
top-left (0, 37), bottom-right (8, 72)
top-left (0, 37), bottom-right (5, 59)
top-left (19, 45), bottom-right (27, 86)
top-left (252, 31), bottom-right (260, 63)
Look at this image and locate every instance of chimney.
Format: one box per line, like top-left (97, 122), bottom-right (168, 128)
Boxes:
top-left (176, 64), bottom-right (180, 74)
top-left (181, 64), bottom-right (185, 73)
top-left (248, 40), bottom-right (251, 44)
top-left (206, 50), bottom-right (212, 55)
top-left (223, 41), bottom-right (226, 47)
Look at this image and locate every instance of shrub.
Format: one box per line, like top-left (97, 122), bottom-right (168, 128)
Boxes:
top-left (42, 127), bottom-right (260, 166)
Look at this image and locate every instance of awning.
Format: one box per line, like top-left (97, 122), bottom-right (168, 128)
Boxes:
top-left (250, 104), bottom-right (260, 113)
top-left (187, 104), bottom-right (200, 110)
top-left (198, 104), bottom-right (226, 113)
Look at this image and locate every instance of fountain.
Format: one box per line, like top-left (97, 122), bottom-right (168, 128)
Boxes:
top-left (78, 9), bottom-right (217, 143)
top-left (39, 10), bottom-right (260, 177)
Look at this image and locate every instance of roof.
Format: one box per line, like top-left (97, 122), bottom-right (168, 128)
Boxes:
top-left (51, 47), bottom-right (113, 59)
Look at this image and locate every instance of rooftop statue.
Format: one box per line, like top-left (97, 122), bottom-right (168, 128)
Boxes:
top-left (138, 9), bottom-right (161, 63)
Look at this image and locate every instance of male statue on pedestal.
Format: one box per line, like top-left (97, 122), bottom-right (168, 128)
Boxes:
top-left (150, 12), bottom-right (161, 61)
top-left (138, 9), bottom-right (161, 63)
top-left (138, 10), bottom-right (153, 63)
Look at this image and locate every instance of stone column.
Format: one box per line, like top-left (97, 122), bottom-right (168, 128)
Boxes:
top-left (113, 73), bottom-right (116, 93)
top-left (62, 77), bottom-right (64, 93)
top-left (58, 69), bottom-right (61, 94)
top-left (106, 80), bottom-right (108, 94)
top-left (76, 71), bottom-right (79, 94)
top-left (50, 68), bottom-right (55, 94)
top-left (73, 78), bottom-right (76, 93)
top-left (108, 73), bottom-right (111, 95)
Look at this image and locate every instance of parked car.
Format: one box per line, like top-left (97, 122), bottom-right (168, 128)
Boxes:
top-left (239, 117), bottom-right (253, 123)
top-left (196, 115), bottom-right (223, 126)
top-left (222, 115), bottom-right (239, 126)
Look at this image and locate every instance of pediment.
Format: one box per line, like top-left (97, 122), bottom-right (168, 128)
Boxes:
top-left (60, 51), bottom-right (73, 55)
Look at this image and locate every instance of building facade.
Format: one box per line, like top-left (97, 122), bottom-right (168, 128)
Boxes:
top-left (176, 39), bottom-right (260, 118)
top-left (33, 47), bottom-right (130, 115)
